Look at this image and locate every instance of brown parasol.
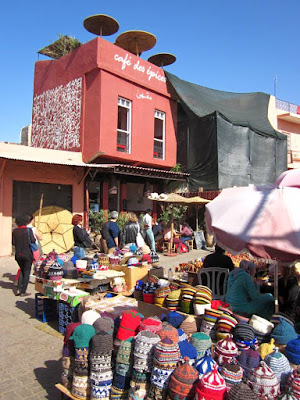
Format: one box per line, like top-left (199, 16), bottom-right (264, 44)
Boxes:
top-left (148, 53), bottom-right (176, 67)
top-left (83, 14), bottom-right (119, 36)
top-left (115, 30), bottom-right (156, 56)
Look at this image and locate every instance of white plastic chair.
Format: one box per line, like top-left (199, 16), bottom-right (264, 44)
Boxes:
top-left (197, 267), bottom-right (229, 300)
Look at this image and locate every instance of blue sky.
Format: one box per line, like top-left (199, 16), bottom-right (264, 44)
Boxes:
top-left (1, 0), bottom-right (300, 143)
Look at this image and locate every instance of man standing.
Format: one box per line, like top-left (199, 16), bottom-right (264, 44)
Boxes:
top-left (104, 211), bottom-right (120, 253)
top-left (143, 208), bottom-right (155, 251)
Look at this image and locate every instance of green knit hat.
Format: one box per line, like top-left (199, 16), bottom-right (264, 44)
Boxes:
top-left (70, 324), bottom-right (96, 348)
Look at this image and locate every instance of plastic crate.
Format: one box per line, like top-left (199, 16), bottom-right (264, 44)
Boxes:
top-left (58, 301), bottom-right (79, 334)
top-left (35, 293), bottom-right (58, 323)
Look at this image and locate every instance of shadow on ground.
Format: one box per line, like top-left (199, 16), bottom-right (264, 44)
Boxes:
top-left (34, 359), bottom-right (62, 399)
top-left (16, 298), bottom-right (36, 318)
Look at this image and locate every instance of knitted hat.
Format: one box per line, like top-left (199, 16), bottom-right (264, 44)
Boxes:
top-left (178, 341), bottom-right (198, 364)
top-left (232, 313), bottom-right (250, 324)
top-left (158, 323), bottom-right (179, 343)
top-left (181, 286), bottom-right (197, 301)
top-left (194, 285), bottom-right (212, 304)
top-left (265, 347), bottom-right (292, 387)
top-left (216, 331), bottom-right (231, 342)
top-left (64, 322), bottom-right (81, 348)
top-left (93, 316), bottom-right (114, 335)
top-left (220, 362), bottom-right (244, 389)
top-left (193, 303), bottom-right (210, 316)
top-left (62, 260), bottom-right (78, 279)
top-left (249, 315), bottom-right (274, 336)
top-left (167, 289), bottom-right (181, 300)
top-left (190, 332), bottom-right (212, 360)
top-left (227, 382), bottom-right (259, 400)
top-left (168, 357), bottom-right (199, 400)
top-left (139, 317), bottom-right (162, 333)
top-left (213, 335), bottom-right (238, 366)
top-left (271, 312), bottom-right (295, 327)
top-left (166, 297), bottom-right (181, 311)
top-left (287, 368), bottom-right (300, 399)
top-left (285, 336), bottom-right (300, 365)
top-left (71, 374), bottom-right (90, 399)
top-left (217, 314), bottom-right (237, 333)
top-left (48, 260), bottom-right (64, 280)
top-left (153, 337), bottom-right (180, 370)
top-left (271, 318), bottom-right (298, 345)
top-left (258, 338), bottom-right (275, 360)
top-left (116, 310), bottom-right (141, 341)
top-left (90, 332), bottom-right (113, 356)
top-left (233, 323), bottom-right (257, 350)
top-left (116, 337), bottom-right (134, 365)
top-left (166, 311), bottom-right (185, 328)
top-left (81, 309), bottom-right (101, 326)
top-left (195, 364), bottom-right (226, 400)
top-left (247, 361), bottom-right (280, 399)
top-left (70, 324), bottom-right (96, 348)
top-left (74, 347), bottom-right (89, 376)
top-left (237, 347), bottom-right (261, 378)
top-left (134, 331), bottom-right (160, 372)
top-left (200, 320), bottom-right (215, 336)
top-left (204, 309), bottom-right (223, 324)
top-left (276, 393), bottom-right (298, 400)
top-left (180, 316), bottom-right (197, 335)
top-left (177, 328), bottom-right (188, 343)
top-left (195, 350), bottom-right (216, 378)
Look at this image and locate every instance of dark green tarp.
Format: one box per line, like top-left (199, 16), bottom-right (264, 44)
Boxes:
top-left (166, 72), bottom-right (287, 191)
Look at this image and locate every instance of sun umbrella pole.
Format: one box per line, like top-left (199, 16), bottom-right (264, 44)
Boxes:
top-left (37, 193), bottom-right (44, 230)
top-left (274, 261), bottom-right (279, 313)
top-left (170, 205), bottom-right (174, 254)
top-left (196, 206), bottom-right (199, 231)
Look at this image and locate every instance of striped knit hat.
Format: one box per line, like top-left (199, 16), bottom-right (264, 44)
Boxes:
top-left (204, 308), bottom-right (223, 325)
top-left (190, 332), bottom-right (212, 360)
top-left (153, 337), bottom-right (181, 370)
top-left (220, 362), bottom-right (244, 390)
top-left (287, 368), bottom-right (300, 399)
top-left (227, 382), bottom-right (259, 400)
top-left (214, 335), bottom-right (238, 366)
top-left (168, 357), bottom-right (199, 400)
top-left (180, 316), bottom-right (197, 335)
top-left (139, 316), bottom-right (162, 333)
top-left (181, 286), bottom-right (197, 302)
top-left (233, 323), bottom-right (257, 350)
top-left (195, 364), bottom-right (226, 400)
top-left (217, 314), bottom-right (237, 333)
top-left (265, 347), bottom-right (293, 387)
top-left (133, 330), bottom-right (160, 372)
top-left (195, 350), bottom-right (216, 378)
top-left (158, 323), bottom-right (179, 343)
top-left (246, 361), bottom-right (280, 400)
top-left (177, 328), bottom-right (188, 342)
top-left (194, 285), bottom-right (212, 304)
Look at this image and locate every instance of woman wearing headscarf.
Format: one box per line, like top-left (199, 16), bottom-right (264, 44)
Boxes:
top-left (225, 260), bottom-right (274, 320)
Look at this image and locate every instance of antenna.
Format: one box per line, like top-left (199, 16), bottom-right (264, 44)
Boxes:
top-left (274, 75), bottom-right (278, 98)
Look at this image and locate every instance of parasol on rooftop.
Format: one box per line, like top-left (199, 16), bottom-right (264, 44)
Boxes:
top-left (115, 30), bottom-right (156, 56)
top-left (148, 53), bottom-right (176, 68)
top-left (83, 14), bottom-right (119, 36)
top-left (32, 206), bottom-right (74, 254)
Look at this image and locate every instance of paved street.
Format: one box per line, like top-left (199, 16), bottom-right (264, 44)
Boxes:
top-left (0, 248), bottom-right (210, 399)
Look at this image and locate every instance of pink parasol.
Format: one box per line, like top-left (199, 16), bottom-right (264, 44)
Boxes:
top-left (274, 168), bottom-right (300, 188)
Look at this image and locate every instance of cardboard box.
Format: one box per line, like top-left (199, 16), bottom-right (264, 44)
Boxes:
top-left (112, 265), bottom-right (149, 291)
top-left (35, 279), bottom-right (45, 295)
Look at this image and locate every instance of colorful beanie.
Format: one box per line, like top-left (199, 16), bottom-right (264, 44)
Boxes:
top-left (233, 323), bottom-right (257, 350)
top-left (204, 308), bottom-right (223, 325)
top-left (158, 323), bottom-right (179, 343)
top-left (246, 361), bottom-right (280, 400)
top-left (195, 350), bottom-right (217, 378)
top-left (213, 335), bottom-right (238, 366)
top-left (168, 357), bottom-right (199, 400)
top-left (116, 310), bottom-right (141, 341)
top-left (133, 330), bottom-right (160, 372)
top-left (180, 316), bottom-right (197, 335)
top-left (139, 317), bottom-right (162, 333)
top-left (190, 332), bottom-right (212, 360)
top-left (237, 347), bottom-right (261, 378)
top-left (178, 341), bottom-right (198, 365)
top-left (265, 347), bottom-right (292, 387)
top-left (220, 362), bottom-right (244, 390)
top-left (285, 336), bottom-right (300, 365)
top-left (153, 337), bottom-right (181, 370)
top-left (287, 368), bottom-right (300, 399)
top-left (227, 382), bottom-right (259, 400)
top-left (177, 328), bottom-right (188, 343)
top-left (194, 285), bottom-right (212, 304)
top-left (166, 311), bottom-right (185, 328)
top-left (70, 324), bottom-right (96, 348)
top-left (195, 364), bottom-right (226, 400)
top-left (116, 337), bottom-right (134, 365)
top-left (271, 318), bottom-right (298, 345)
top-left (217, 314), bottom-right (237, 333)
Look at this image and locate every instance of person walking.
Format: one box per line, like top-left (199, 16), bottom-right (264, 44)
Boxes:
top-left (72, 214), bottom-right (91, 259)
top-left (12, 214), bottom-right (36, 296)
top-left (143, 208), bottom-right (155, 251)
top-left (105, 211), bottom-right (120, 253)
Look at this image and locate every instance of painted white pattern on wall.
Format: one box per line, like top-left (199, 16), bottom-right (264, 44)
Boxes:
top-left (32, 78), bottom-right (82, 150)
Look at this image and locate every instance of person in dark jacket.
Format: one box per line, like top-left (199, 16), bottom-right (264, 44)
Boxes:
top-left (121, 212), bottom-right (140, 248)
top-left (278, 264), bottom-right (300, 321)
top-left (12, 214), bottom-right (36, 296)
top-left (72, 214), bottom-right (91, 259)
top-left (203, 244), bottom-right (234, 271)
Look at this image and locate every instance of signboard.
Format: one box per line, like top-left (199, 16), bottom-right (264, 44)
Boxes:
top-left (194, 231), bottom-right (206, 250)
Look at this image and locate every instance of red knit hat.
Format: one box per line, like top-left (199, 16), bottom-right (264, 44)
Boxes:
top-left (139, 316), bottom-right (162, 333)
top-left (116, 309), bottom-right (141, 341)
top-left (158, 323), bottom-right (179, 343)
top-left (169, 357), bottom-right (199, 400)
top-left (195, 364), bottom-right (226, 400)
top-left (214, 335), bottom-right (239, 366)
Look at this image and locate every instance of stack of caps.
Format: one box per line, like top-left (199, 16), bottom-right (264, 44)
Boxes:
top-left (249, 315), bottom-right (274, 345)
top-left (195, 364), bottom-right (226, 400)
top-left (213, 335), bottom-right (238, 366)
top-left (265, 347), bottom-right (292, 387)
top-left (112, 339), bottom-right (134, 400)
top-left (48, 260), bottom-right (64, 280)
top-left (166, 288), bottom-right (181, 311)
top-left (193, 285), bottom-right (212, 316)
top-left (220, 362), bottom-right (244, 391)
top-left (70, 324), bottom-right (96, 399)
top-left (151, 337), bottom-right (180, 389)
top-left (180, 316), bottom-right (197, 336)
top-left (155, 286), bottom-right (170, 307)
top-left (62, 260), bottom-right (78, 279)
top-left (227, 382), bottom-right (259, 400)
top-left (89, 333), bottom-right (114, 400)
top-left (233, 323), bottom-right (257, 350)
top-left (61, 322), bottom-right (81, 389)
top-left (166, 311), bottom-right (185, 329)
top-left (200, 308), bottom-right (223, 336)
top-left (63, 322), bottom-right (81, 357)
top-left (139, 317), bottom-right (162, 334)
top-left (258, 338), bottom-right (275, 360)
top-left (133, 331), bottom-right (160, 372)
top-left (195, 350), bottom-right (217, 378)
top-left (190, 332), bottom-right (212, 360)
top-left (178, 340), bottom-right (198, 365)
top-left (180, 286), bottom-right (197, 314)
top-left (246, 361), bottom-right (280, 400)
top-left (285, 336), bottom-right (300, 366)
top-left (168, 357), bottom-right (199, 400)
top-left (177, 329), bottom-right (188, 343)
top-left (237, 347), bottom-right (261, 378)
top-left (150, 250), bottom-right (160, 264)
top-left (158, 323), bottom-right (179, 343)
top-left (271, 318), bottom-right (298, 345)
top-left (142, 283), bottom-right (156, 304)
top-left (287, 368), bottom-right (300, 399)
top-left (116, 310), bottom-right (141, 341)
top-left (217, 314), bottom-right (237, 337)
top-left (81, 310), bottom-right (101, 326)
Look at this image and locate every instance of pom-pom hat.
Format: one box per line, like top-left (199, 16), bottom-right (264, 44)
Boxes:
top-left (195, 364), bottom-right (226, 400)
top-left (265, 347), bottom-right (292, 387)
top-left (213, 334), bottom-right (238, 366)
top-left (168, 357), bottom-right (199, 400)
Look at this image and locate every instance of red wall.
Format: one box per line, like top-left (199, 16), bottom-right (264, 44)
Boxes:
top-left (32, 37), bottom-right (177, 168)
